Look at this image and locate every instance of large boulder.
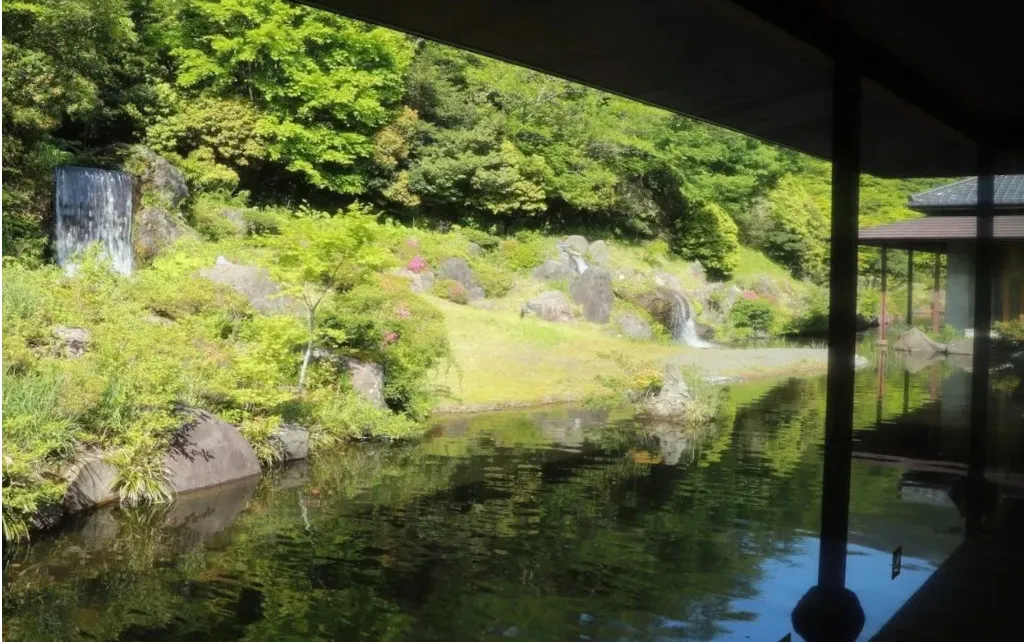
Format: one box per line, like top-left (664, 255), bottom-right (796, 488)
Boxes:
top-left (126, 146), bottom-right (189, 208)
top-left (271, 423), bottom-right (309, 462)
top-left (164, 409), bottom-right (262, 495)
top-left (388, 267), bottom-right (435, 294)
top-left (199, 256), bottom-right (298, 315)
top-left (63, 454), bottom-right (119, 513)
top-left (570, 268), bottom-right (614, 324)
top-left (653, 271), bottom-right (684, 293)
top-left (616, 313), bottom-right (654, 341)
top-left (438, 257), bottom-right (485, 300)
top-left (894, 328), bottom-right (947, 355)
top-left (563, 235), bottom-right (589, 254)
top-left (521, 291), bottom-right (574, 323)
top-left (53, 326), bottom-right (90, 358)
top-left (466, 241), bottom-right (484, 256)
top-left (135, 206), bottom-right (194, 262)
top-left (948, 338), bottom-right (974, 355)
top-left (532, 259), bottom-right (575, 281)
top-left (587, 240), bottom-right (610, 266)
top-left (642, 365), bottom-right (693, 419)
top-left (341, 357), bottom-right (386, 407)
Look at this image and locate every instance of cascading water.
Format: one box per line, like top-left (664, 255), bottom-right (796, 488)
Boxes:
top-left (667, 290), bottom-right (714, 348)
top-left (54, 166), bottom-right (134, 275)
top-left (556, 242), bottom-right (589, 274)
top-left (569, 253), bottom-right (589, 274)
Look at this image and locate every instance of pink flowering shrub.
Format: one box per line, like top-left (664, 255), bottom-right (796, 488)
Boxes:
top-left (393, 303), bottom-right (411, 320)
top-left (381, 330), bottom-right (399, 348)
top-left (407, 255), bottom-right (427, 274)
top-left (741, 290), bottom-right (759, 301)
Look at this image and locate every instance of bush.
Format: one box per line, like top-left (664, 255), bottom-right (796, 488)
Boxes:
top-left (434, 278), bottom-right (470, 304)
top-left (469, 259), bottom-right (515, 297)
top-left (497, 234), bottom-right (547, 271)
top-left (244, 208), bottom-right (283, 236)
top-left (730, 298), bottom-right (776, 334)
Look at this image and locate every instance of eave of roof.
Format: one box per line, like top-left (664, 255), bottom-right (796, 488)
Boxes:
top-left (908, 175), bottom-right (1024, 212)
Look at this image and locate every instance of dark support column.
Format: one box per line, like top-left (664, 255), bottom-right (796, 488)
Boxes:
top-left (967, 148), bottom-right (995, 537)
top-left (817, 58), bottom-right (860, 591)
top-left (879, 248), bottom-right (888, 345)
top-left (932, 253), bottom-right (942, 333)
top-left (906, 250), bottom-right (914, 327)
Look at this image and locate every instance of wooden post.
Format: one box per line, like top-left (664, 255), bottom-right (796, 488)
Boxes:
top-left (1001, 268), bottom-right (1010, 322)
top-left (879, 248), bottom-right (888, 345)
top-left (906, 249), bottom-right (914, 327)
top-left (932, 253), bottom-right (942, 332)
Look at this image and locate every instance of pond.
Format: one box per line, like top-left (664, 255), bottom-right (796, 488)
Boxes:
top-left (7, 358), bottom-right (1002, 642)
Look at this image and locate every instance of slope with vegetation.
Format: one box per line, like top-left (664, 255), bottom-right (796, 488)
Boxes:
top-left (3, 0), bottom-right (939, 540)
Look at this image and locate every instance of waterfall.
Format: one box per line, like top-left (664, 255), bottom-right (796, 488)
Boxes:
top-left (667, 290), bottom-right (713, 348)
top-left (569, 253), bottom-right (589, 274)
top-left (54, 166), bottom-right (134, 275)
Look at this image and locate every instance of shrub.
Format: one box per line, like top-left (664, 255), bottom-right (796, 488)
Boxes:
top-left (995, 320), bottom-right (1024, 346)
top-left (244, 208), bottom-right (283, 236)
top-left (434, 278), bottom-right (470, 304)
top-left (497, 234), bottom-right (546, 271)
top-left (407, 255), bottom-right (428, 273)
top-left (730, 298), bottom-right (776, 334)
top-left (469, 259), bottom-right (515, 297)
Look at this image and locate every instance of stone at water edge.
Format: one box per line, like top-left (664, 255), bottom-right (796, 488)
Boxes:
top-left (893, 327), bottom-right (947, 355)
top-left (62, 454), bottom-right (119, 513)
top-left (438, 257), bottom-right (485, 300)
top-left (642, 365), bottom-right (693, 418)
top-left (341, 357), bottom-right (386, 408)
top-left (563, 235), bottom-right (589, 254)
top-left (53, 326), bottom-right (91, 358)
top-left (532, 259), bottom-right (576, 281)
top-left (616, 313), bottom-right (654, 341)
top-left (165, 409), bottom-right (262, 495)
top-left (587, 240), bottom-right (610, 266)
top-left (388, 267), bottom-right (435, 293)
top-left (521, 291), bottom-right (574, 323)
top-left (271, 424), bottom-right (310, 461)
top-left (466, 241), bottom-right (483, 256)
top-left (569, 268), bottom-right (615, 324)
top-left (199, 256), bottom-right (299, 315)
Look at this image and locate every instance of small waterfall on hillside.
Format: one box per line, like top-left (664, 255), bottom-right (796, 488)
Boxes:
top-left (54, 167), bottom-right (134, 275)
top-left (667, 290), bottom-right (713, 348)
top-left (569, 252), bottom-right (589, 274)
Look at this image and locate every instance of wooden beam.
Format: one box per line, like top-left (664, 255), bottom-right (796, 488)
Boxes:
top-left (906, 249), bottom-right (914, 327)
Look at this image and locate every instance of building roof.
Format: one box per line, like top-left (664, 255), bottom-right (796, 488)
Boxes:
top-left (307, 0), bottom-right (1024, 178)
top-left (908, 175), bottom-right (1024, 212)
top-left (858, 215), bottom-right (1024, 251)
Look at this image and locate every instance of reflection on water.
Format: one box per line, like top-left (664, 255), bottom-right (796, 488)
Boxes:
top-left (7, 356), bottom-right (1018, 642)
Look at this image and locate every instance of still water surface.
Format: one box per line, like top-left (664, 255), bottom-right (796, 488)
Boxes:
top-left (3, 366), bottom-right (970, 641)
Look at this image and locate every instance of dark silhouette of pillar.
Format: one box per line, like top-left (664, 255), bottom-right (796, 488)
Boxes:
top-left (879, 247), bottom-right (888, 344)
top-left (906, 249), bottom-right (914, 327)
top-left (932, 252), bottom-right (942, 332)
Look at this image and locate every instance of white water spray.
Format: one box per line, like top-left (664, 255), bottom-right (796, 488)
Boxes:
top-left (54, 166), bottom-right (134, 275)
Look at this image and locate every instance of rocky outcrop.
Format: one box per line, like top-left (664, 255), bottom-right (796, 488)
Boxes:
top-left (216, 207), bottom-right (249, 237)
top-left (616, 313), bottom-right (654, 340)
top-left (466, 241), bottom-right (483, 256)
top-left (341, 357), bottom-right (386, 407)
top-left (894, 328), bottom-right (947, 355)
top-left (271, 423), bottom-right (310, 462)
top-left (641, 365), bottom-right (693, 419)
top-left (653, 271), bottom-right (684, 293)
top-left (126, 146), bottom-right (189, 208)
top-left (587, 240), bottom-right (610, 266)
top-left (388, 267), bottom-right (436, 293)
top-left (62, 454), bottom-right (119, 512)
top-left (569, 268), bottom-right (614, 323)
top-left (164, 409), bottom-right (262, 494)
top-left (563, 235), bottom-right (589, 254)
top-left (53, 326), bottom-right (90, 358)
top-left (948, 338), bottom-right (974, 355)
top-left (532, 259), bottom-right (575, 281)
top-left (135, 206), bottom-right (195, 262)
top-left (521, 291), bottom-right (574, 323)
top-left (438, 257), bottom-right (485, 300)
top-left (199, 256), bottom-right (298, 315)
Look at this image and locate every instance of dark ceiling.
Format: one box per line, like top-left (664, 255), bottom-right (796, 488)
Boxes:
top-left (303, 0), bottom-right (1024, 178)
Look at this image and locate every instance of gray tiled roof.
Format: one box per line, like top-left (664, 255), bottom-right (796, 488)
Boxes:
top-left (860, 215), bottom-right (1024, 245)
top-left (908, 175), bottom-right (1024, 210)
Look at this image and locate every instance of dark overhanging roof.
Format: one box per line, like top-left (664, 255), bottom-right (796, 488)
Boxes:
top-left (858, 215), bottom-right (1024, 251)
top-left (303, 0), bottom-right (1024, 178)
top-left (908, 175), bottom-right (1024, 212)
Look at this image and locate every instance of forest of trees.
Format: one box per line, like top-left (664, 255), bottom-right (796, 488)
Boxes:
top-left (2, 0), bottom-right (939, 281)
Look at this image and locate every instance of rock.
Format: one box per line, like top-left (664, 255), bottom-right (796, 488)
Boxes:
top-left (126, 146), bottom-right (189, 208)
top-left (341, 357), bottom-right (386, 408)
top-left (164, 409), bottom-right (262, 495)
top-left (626, 288), bottom-right (692, 336)
top-left (948, 338), bottom-right (974, 355)
top-left (532, 259), bottom-right (576, 281)
top-left (63, 455), bottom-right (119, 513)
top-left (199, 256), bottom-right (298, 315)
top-left (616, 313), bottom-right (654, 340)
top-left (466, 241), bottom-right (483, 256)
top-left (563, 235), bottom-right (589, 254)
top-left (135, 206), bottom-right (194, 262)
top-left (642, 365), bottom-right (693, 419)
top-left (271, 423), bottom-right (309, 462)
top-left (587, 240), bottom-right (610, 266)
top-left (388, 267), bottom-right (435, 294)
top-left (217, 208), bottom-right (248, 237)
top-left (695, 322), bottom-right (715, 340)
top-left (521, 291), bottom-right (574, 322)
top-left (653, 271), bottom-right (684, 293)
top-left (893, 328), bottom-right (947, 354)
top-left (53, 326), bottom-right (90, 357)
top-left (438, 257), bottom-right (485, 300)
top-left (570, 268), bottom-right (615, 323)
